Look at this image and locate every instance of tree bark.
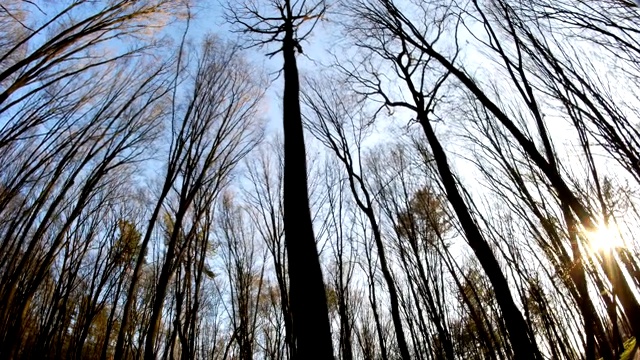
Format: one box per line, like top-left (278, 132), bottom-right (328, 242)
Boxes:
top-left (417, 115), bottom-right (542, 360)
top-left (281, 18), bottom-right (334, 359)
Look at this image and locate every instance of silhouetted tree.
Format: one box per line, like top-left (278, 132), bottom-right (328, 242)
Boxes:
top-left (226, 1), bottom-right (334, 358)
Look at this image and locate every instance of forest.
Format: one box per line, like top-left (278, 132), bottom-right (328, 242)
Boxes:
top-left (1, 0), bottom-right (640, 359)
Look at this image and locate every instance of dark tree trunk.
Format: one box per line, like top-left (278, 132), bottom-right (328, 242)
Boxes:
top-left (364, 212), bottom-right (411, 360)
top-left (417, 115), bottom-right (541, 360)
top-left (281, 20), bottom-right (334, 360)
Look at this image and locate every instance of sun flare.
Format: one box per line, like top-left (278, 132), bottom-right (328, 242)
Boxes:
top-left (586, 221), bottom-right (625, 252)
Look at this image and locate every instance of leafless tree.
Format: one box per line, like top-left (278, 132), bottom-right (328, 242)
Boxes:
top-left (138, 36), bottom-right (265, 360)
top-left (244, 139), bottom-right (294, 359)
top-left (340, 1), bottom-right (543, 357)
top-left (225, 0), bottom-right (334, 358)
top-left (302, 77), bottom-right (411, 360)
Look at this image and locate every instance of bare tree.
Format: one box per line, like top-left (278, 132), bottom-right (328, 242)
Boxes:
top-left (226, 1), bottom-right (334, 358)
top-left (244, 140), bottom-right (295, 359)
top-left (0, 54), bottom-right (171, 358)
top-left (140, 36), bottom-right (265, 360)
top-left (302, 77), bottom-right (411, 360)
top-left (322, 159), bottom-right (357, 360)
top-left (341, 1), bottom-right (543, 357)
top-left (217, 194), bottom-right (266, 360)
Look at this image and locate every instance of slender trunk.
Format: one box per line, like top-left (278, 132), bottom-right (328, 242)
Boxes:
top-left (365, 210), bottom-right (411, 360)
top-left (281, 20), bottom-right (333, 359)
top-left (563, 206), bottom-right (611, 360)
top-left (115, 179), bottom-right (173, 360)
top-left (418, 115), bottom-right (541, 360)
top-left (99, 277), bottom-right (125, 360)
top-left (144, 222), bottom-right (184, 360)
top-left (338, 296), bottom-right (354, 360)
top-left (274, 264), bottom-right (294, 359)
top-left (366, 262), bottom-right (388, 360)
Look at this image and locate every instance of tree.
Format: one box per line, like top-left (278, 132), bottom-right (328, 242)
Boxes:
top-left (217, 194), bottom-right (266, 360)
top-left (342, 1), bottom-right (543, 357)
top-left (0, 53), bottom-right (171, 358)
top-left (303, 77), bottom-right (411, 360)
top-left (244, 140), bottom-right (295, 359)
top-left (140, 36), bottom-right (264, 360)
top-left (226, 1), bottom-right (334, 358)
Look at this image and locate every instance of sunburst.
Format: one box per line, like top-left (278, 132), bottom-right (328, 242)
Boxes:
top-left (586, 221), bottom-right (624, 252)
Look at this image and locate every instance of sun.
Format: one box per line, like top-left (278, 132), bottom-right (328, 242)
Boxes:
top-left (586, 221), bottom-right (625, 252)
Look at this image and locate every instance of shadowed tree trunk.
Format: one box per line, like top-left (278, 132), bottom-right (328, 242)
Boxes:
top-left (281, 26), bottom-right (334, 360)
top-left (226, 1), bottom-right (334, 358)
top-left (342, 2), bottom-right (543, 357)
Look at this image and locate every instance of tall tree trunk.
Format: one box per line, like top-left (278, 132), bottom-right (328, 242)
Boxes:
top-left (281, 18), bottom-right (333, 359)
top-left (363, 211), bottom-right (411, 360)
top-left (115, 183), bottom-right (171, 360)
top-left (417, 114), bottom-right (541, 360)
